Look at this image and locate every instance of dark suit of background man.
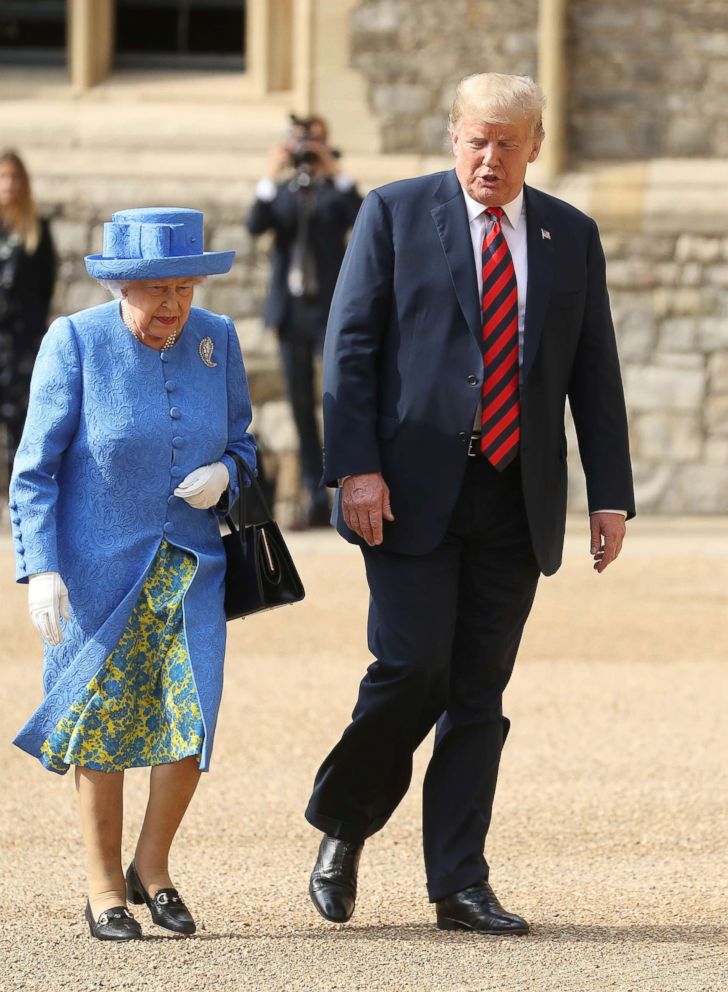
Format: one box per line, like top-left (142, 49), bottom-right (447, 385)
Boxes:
top-left (305, 73), bottom-right (635, 935)
top-left (246, 115), bottom-right (362, 528)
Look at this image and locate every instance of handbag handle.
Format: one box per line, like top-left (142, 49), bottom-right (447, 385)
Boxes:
top-left (226, 452), bottom-right (273, 533)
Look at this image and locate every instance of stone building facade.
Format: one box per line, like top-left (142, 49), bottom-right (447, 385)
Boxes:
top-left (350, 0), bottom-right (538, 154)
top-left (568, 0), bottom-right (728, 161)
top-left (351, 0), bottom-right (728, 162)
top-left (2, 0), bottom-right (727, 515)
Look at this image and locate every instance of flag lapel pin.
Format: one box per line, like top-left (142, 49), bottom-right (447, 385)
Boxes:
top-left (541, 228), bottom-right (551, 240)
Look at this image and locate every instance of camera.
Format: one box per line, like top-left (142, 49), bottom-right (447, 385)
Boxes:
top-left (288, 114), bottom-right (322, 171)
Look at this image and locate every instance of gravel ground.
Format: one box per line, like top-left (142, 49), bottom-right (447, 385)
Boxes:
top-left (1, 517), bottom-right (726, 992)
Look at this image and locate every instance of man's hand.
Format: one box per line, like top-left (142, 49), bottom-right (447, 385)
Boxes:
top-left (267, 143), bottom-right (291, 179)
top-left (589, 512), bottom-right (626, 574)
top-left (342, 473), bottom-right (394, 547)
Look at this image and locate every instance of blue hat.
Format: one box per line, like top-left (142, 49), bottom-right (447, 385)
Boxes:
top-left (85, 207), bottom-right (235, 280)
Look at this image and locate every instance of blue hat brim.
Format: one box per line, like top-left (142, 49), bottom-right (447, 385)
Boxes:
top-left (84, 250), bottom-right (235, 281)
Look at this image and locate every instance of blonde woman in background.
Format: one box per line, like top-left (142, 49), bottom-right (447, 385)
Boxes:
top-left (0, 151), bottom-right (56, 494)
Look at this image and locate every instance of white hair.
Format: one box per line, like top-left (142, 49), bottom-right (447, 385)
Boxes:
top-left (97, 279), bottom-right (127, 299)
top-left (449, 73), bottom-right (546, 140)
top-left (97, 275), bottom-right (207, 299)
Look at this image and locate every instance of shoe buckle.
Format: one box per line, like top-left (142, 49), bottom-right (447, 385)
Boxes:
top-left (156, 892), bottom-right (170, 905)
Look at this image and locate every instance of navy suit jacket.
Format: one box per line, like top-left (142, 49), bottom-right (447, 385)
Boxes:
top-left (246, 178), bottom-right (362, 337)
top-left (322, 169), bottom-right (635, 575)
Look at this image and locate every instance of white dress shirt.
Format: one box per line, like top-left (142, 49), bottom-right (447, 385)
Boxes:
top-left (256, 173), bottom-right (355, 202)
top-left (460, 183), bottom-right (625, 520)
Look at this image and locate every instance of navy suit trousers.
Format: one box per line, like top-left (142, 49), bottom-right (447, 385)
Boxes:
top-left (306, 457), bottom-right (540, 901)
top-left (279, 300), bottom-right (328, 509)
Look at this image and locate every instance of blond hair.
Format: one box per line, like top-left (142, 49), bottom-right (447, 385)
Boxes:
top-left (449, 74), bottom-right (545, 140)
top-left (0, 150), bottom-right (41, 253)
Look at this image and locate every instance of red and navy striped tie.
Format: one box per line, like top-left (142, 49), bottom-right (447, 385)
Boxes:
top-left (480, 207), bottom-right (520, 469)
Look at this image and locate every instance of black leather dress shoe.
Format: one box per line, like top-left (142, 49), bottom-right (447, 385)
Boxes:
top-left (125, 862), bottom-right (196, 935)
top-left (309, 834), bottom-right (363, 923)
top-left (436, 881), bottom-right (529, 935)
top-left (85, 900), bottom-right (142, 941)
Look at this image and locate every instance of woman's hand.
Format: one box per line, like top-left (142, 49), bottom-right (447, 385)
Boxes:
top-left (28, 572), bottom-right (71, 646)
top-left (174, 461), bottom-right (230, 509)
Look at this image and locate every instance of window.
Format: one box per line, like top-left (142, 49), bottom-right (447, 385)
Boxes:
top-left (115, 0), bottom-right (246, 70)
top-left (0, 0), bottom-right (66, 65)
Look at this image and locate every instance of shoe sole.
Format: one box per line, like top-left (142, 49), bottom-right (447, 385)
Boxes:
top-left (88, 930), bottom-right (142, 941)
top-left (152, 922), bottom-right (196, 936)
top-left (437, 916), bottom-right (529, 935)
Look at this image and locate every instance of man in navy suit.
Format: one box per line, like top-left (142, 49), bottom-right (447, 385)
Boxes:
top-left (247, 116), bottom-right (362, 527)
top-left (305, 74), bottom-right (635, 934)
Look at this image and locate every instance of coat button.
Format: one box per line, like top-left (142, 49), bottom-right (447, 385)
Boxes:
top-left (168, 495), bottom-right (175, 505)
top-left (172, 436), bottom-right (183, 448)
top-left (164, 380), bottom-right (175, 391)
top-left (170, 467), bottom-right (182, 478)
top-left (467, 374), bottom-right (478, 385)
top-left (169, 407), bottom-right (181, 419)
top-left (163, 522), bottom-right (173, 534)
top-left (160, 352), bottom-right (169, 363)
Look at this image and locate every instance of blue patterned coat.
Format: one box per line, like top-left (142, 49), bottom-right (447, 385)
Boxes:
top-left (9, 300), bottom-right (257, 772)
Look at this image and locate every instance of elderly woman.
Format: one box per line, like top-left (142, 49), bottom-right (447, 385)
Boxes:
top-left (9, 207), bottom-right (256, 941)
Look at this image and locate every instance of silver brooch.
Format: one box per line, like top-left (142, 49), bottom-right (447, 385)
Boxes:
top-left (199, 337), bottom-right (217, 368)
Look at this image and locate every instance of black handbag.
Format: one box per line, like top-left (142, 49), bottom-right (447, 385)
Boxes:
top-left (222, 454), bottom-right (305, 620)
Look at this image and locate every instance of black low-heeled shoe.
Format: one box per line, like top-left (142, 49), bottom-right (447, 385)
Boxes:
top-left (125, 862), bottom-right (196, 935)
top-left (85, 900), bottom-right (142, 941)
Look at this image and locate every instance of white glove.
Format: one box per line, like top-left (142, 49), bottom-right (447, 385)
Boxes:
top-left (173, 461), bottom-right (230, 509)
top-left (28, 572), bottom-right (71, 647)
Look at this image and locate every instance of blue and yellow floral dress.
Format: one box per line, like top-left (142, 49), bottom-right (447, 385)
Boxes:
top-left (40, 541), bottom-right (204, 773)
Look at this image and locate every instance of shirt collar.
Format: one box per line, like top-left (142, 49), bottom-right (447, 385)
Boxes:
top-left (460, 184), bottom-right (525, 231)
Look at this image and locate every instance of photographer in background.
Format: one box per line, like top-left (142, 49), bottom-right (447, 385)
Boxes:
top-left (247, 115), bottom-right (362, 529)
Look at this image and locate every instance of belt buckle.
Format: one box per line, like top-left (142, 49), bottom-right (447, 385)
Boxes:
top-left (467, 432), bottom-right (481, 458)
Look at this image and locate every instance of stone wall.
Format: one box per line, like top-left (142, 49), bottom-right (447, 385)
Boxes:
top-left (350, 0), bottom-right (538, 153)
top-left (566, 229), bottom-right (728, 514)
top-left (568, 0), bottom-right (728, 161)
top-left (351, 0), bottom-right (728, 162)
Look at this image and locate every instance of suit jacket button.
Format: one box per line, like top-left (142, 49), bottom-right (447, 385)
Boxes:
top-left (458, 431), bottom-right (467, 443)
top-left (467, 374), bottom-right (478, 385)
